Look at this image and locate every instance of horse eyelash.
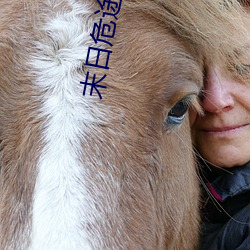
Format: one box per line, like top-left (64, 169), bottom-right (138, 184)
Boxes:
top-left (187, 95), bottom-right (203, 116)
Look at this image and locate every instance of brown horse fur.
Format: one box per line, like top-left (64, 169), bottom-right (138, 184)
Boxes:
top-left (0, 0), bottom-right (246, 249)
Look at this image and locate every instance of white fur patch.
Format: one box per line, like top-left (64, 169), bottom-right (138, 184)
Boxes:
top-left (29, 1), bottom-right (104, 249)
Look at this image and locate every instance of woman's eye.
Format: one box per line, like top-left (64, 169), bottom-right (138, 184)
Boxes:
top-left (235, 64), bottom-right (250, 76)
top-left (165, 98), bottom-right (190, 126)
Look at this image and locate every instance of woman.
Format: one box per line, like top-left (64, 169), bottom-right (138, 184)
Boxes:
top-left (191, 3), bottom-right (250, 249)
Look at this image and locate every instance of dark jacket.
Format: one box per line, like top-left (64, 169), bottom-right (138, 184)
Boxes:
top-left (199, 161), bottom-right (250, 250)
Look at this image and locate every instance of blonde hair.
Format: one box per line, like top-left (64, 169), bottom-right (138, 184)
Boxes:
top-left (123, 0), bottom-right (247, 70)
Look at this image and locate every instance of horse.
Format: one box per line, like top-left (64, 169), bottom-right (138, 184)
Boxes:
top-left (0, 0), bottom-right (245, 249)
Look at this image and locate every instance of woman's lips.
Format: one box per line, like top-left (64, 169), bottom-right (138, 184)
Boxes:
top-left (200, 124), bottom-right (249, 136)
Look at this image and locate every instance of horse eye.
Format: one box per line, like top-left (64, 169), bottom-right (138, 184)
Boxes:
top-left (166, 98), bottom-right (189, 126)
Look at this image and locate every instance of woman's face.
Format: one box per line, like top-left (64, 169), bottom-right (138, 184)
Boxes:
top-left (191, 8), bottom-right (250, 168)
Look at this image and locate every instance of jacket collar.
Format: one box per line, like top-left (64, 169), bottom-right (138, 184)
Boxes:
top-left (201, 161), bottom-right (250, 202)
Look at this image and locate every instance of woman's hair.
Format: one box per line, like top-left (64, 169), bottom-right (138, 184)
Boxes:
top-left (123, 0), bottom-right (247, 72)
top-left (239, 0), bottom-right (250, 7)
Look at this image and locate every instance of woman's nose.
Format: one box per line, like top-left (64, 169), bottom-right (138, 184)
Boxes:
top-left (201, 66), bottom-right (235, 113)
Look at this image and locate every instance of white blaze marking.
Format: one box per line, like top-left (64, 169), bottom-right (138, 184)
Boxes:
top-left (30, 2), bottom-right (102, 249)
